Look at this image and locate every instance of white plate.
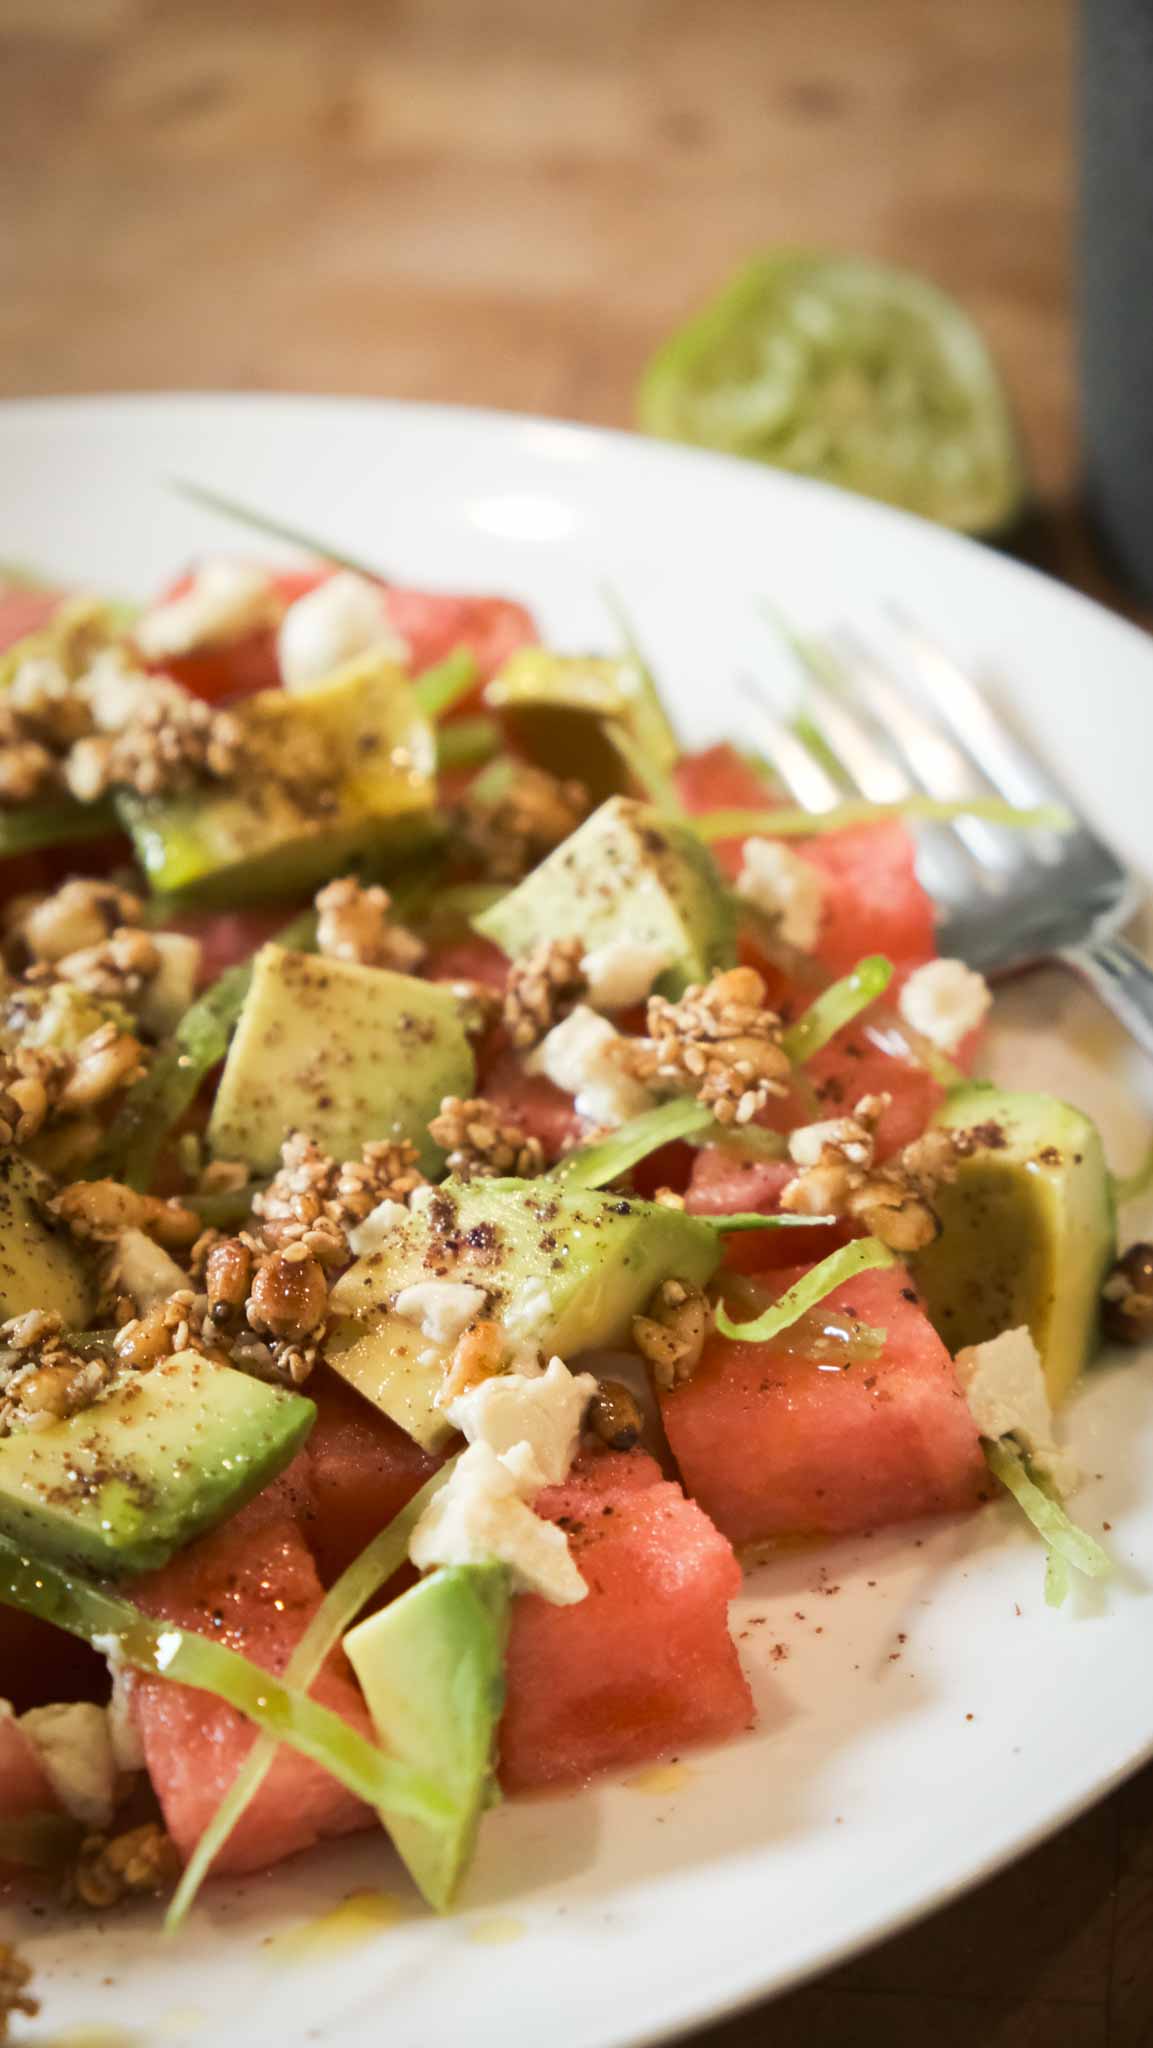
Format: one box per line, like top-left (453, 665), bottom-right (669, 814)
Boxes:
top-left (5, 396), bottom-right (1153, 2048)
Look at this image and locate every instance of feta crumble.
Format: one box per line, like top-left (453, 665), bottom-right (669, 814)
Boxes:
top-left (527, 1004), bottom-right (655, 1128)
top-left (446, 1356), bottom-right (597, 1489)
top-left (134, 561), bottom-right (273, 660)
top-left (501, 1276), bottom-right (555, 1353)
top-left (581, 937), bottom-right (673, 1012)
top-left (899, 958), bottom-right (991, 1055)
top-left (347, 1197), bottom-right (411, 1259)
top-left (409, 1441), bottom-right (587, 1604)
top-left (736, 838), bottom-right (827, 952)
top-left (788, 1115), bottom-right (873, 1170)
top-left (394, 1279), bottom-right (486, 1349)
top-left (955, 1325), bottom-right (1078, 1495)
top-left (277, 572), bottom-right (409, 690)
top-left (20, 1702), bottom-right (119, 1828)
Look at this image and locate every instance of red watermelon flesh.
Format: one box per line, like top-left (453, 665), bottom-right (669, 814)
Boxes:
top-left (500, 1469), bottom-right (751, 1793)
top-left (800, 821), bottom-right (936, 979)
top-left (0, 1711), bottom-right (61, 1820)
top-left (304, 1370), bottom-right (443, 1583)
top-left (384, 588), bottom-right (537, 689)
top-left (686, 1149), bottom-right (848, 1273)
top-left (660, 1265), bottom-right (989, 1548)
top-left (131, 1507), bottom-right (375, 1875)
top-left (0, 586), bottom-right (60, 652)
top-left (423, 934), bottom-right (509, 993)
top-left (479, 1043), bottom-right (583, 1159)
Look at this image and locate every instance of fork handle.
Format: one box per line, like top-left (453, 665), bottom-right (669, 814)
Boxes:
top-left (1061, 935), bottom-right (1153, 1062)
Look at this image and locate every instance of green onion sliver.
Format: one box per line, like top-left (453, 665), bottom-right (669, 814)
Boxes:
top-left (552, 1098), bottom-right (714, 1190)
top-left (166, 1458), bottom-right (457, 1930)
top-left (714, 1237), bottom-right (896, 1343)
top-left (782, 955), bottom-right (893, 1065)
top-left (693, 797), bottom-right (1072, 842)
top-left (414, 649), bottom-right (480, 722)
top-left (606, 720), bottom-right (684, 815)
top-left (436, 714), bottom-right (500, 771)
top-left (168, 479), bottom-right (389, 583)
top-left (983, 1439), bottom-right (1112, 1607)
top-left (0, 1537), bottom-right (451, 1833)
top-left (705, 1211), bottom-right (837, 1234)
top-left (0, 797), bottom-right (120, 860)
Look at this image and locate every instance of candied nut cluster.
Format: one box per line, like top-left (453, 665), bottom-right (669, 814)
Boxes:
top-left (780, 1093), bottom-right (958, 1251)
top-left (253, 1129), bottom-right (427, 1262)
top-left (455, 765), bottom-right (591, 883)
top-left (314, 875), bottom-right (427, 974)
top-left (632, 1278), bottom-right (712, 1390)
top-left (439, 1317), bottom-right (507, 1404)
top-left (428, 1094), bottom-right (545, 1179)
top-left (627, 966), bottom-right (790, 1126)
top-left (0, 1021), bottom-right (147, 1143)
top-left (587, 1377), bottom-right (645, 1450)
top-left (0, 1942), bottom-right (37, 2038)
top-left (63, 684), bottom-right (246, 804)
top-left (5, 879), bottom-right (143, 968)
top-left (503, 937), bottom-right (586, 1050)
top-left (51, 1178), bottom-right (200, 1250)
top-left (0, 1312), bottom-right (110, 1436)
top-left (67, 1823), bottom-right (181, 1910)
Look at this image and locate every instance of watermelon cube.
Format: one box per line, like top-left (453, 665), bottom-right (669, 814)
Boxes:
top-left (304, 1369), bottom-right (442, 1583)
top-left (132, 1502), bottom-right (376, 1876)
top-left (660, 1265), bottom-right (989, 1547)
top-left (500, 1461), bottom-right (752, 1792)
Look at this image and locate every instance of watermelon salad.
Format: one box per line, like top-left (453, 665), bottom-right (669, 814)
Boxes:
top-left (0, 549), bottom-right (1137, 1980)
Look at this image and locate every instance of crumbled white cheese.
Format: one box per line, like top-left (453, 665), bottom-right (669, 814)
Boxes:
top-left (737, 838), bottom-right (827, 952)
top-left (81, 647), bottom-right (155, 732)
top-left (527, 1004), bottom-right (654, 1128)
top-left (137, 932), bottom-right (203, 1041)
top-left (394, 1279), bottom-right (487, 1349)
top-left (20, 1702), bottom-right (119, 1828)
top-left (409, 1441), bottom-right (587, 1604)
top-left (955, 1325), bottom-right (1078, 1495)
top-left (788, 1116), bottom-right (872, 1169)
top-left (899, 958), bottom-right (992, 1054)
top-left (581, 937), bottom-right (673, 1012)
top-left (501, 1277), bottom-right (554, 1358)
top-left (111, 1227), bottom-right (190, 1312)
top-left (134, 560), bottom-right (274, 660)
top-left (277, 572), bottom-right (409, 690)
top-left (446, 1356), bottom-right (597, 1488)
top-left (347, 1197), bottom-right (411, 1259)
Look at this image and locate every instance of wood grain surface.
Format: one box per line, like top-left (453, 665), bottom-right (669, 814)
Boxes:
top-left (3, 3), bottom-right (1150, 2044)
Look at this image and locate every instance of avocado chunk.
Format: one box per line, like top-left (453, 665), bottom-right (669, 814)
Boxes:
top-left (474, 795), bottom-right (735, 1000)
top-left (330, 1177), bottom-right (721, 1364)
top-left (0, 1350), bottom-right (315, 1576)
top-left (484, 649), bottom-right (677, 802)
top-left (343, 1562), bottom-right (510, 1910)
top-left (911, 1085), bottom-right (1114, 1405)
top-left (324, 1313), bottom-right (458, 1453)
top-left (119, 655), bottom-right (437, 903)
top-left (0, 1153), bottom-right (94, 1327)
top-left (207, 945), bottom-right (475, 1176)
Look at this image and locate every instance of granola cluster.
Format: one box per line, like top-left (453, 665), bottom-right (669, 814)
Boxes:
top-left (0, 1311), bottom-right (110, 1436)
top-left (503, 937), bottom-right (586, 1050)
top-left (315, 875), bottom-right (427, 974)
top-left (632, 1278), bottom-right (712, 1389)
top-left (455, 765), bottom-right (590, 883)
top-left (781, 1093), bottom-right (958, 1251)
top-left (67, 1823), bottom-right (181, 1910)
top-left (428, 1093), bottom-right (545, 1179)
top-left (0, 1023), bottom-right (147, 1145)
top-left (252, 1129), bottom-right (427, 1260)
top-left (626, 966), bottom-right (790, 1126)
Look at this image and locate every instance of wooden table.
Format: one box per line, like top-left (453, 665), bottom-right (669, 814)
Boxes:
top-left (3, 3), bottom-right (1149, 2042)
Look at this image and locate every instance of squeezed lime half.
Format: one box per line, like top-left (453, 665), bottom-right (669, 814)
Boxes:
top-left (637, 251), bottom-right (1027, 535)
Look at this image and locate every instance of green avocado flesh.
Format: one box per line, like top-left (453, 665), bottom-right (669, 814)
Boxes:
top-left (324, 1313), bottom-right (458, 1453)
top-left (484, 649), bottom-right (677, 802)
top-left (0, 1152), bottom-right (94, 1326)
top-left (208, 945), bottom-right (475, 1176)
top-left (329, 1177), bottom-right (721, 1380)
top-left (119, 657), bottom-right (437, 903)
top-left (344, 1562), bottom-right (511, 1910)
top-left (911, 1085), bottom-right (1114, 1405)
top-left (474, 795), bottom-right (735, 999)
top-left (0, 1351), bottom-right (315, 1576)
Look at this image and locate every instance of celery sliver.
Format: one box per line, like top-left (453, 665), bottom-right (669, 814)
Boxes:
top-left (0, 1537), bottom-right (451, 1828)
top-left (693, 797), bottom-right (1071, 842)
top-left (166, 1458), bottom-right (457, 1930)
top-left (983, 1439), bottom-right (1112, 1605)
top-left (554, 1099), bottom-right (714, 1189)
top-left (415, 650), bottom-right (480, 722)
top-left (782, 955), bottom-right (893, 1064)
top-left (714, 1237), bottom-right (896, 1342)
top-left (706, 1211), bottom-right (837, 1234)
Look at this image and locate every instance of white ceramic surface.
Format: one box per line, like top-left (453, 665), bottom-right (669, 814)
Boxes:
top-left (4, 396), bottom-right (1153, 2048)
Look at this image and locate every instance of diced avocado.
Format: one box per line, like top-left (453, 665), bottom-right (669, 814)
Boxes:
top-left (484, 649), bottom-right (677, 801)
top-left (0, 1153), bottom-right (94, 1326)
top-left (343, 1562), bottom-right (510, 1910)
top-left (208, 945), bottom-right (474, 1176)
top-left (474, 795), bottom-right (735, 999)
top-left (324, 1313), bottom-right (458, 1453)
top-left (330, 1177), bottom-right (721, 1359)
top-left (911, 1085), bottom-right (1115, 1405)
top-left (119, 655), bottom-right (437, 903)
top-left (0, 1350), bottom-right (315, 1576)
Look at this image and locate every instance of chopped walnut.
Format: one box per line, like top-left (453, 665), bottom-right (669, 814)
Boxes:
top-left (780, 1095), bottom-right (958, 1252)
top-left (0, 1045), bottom-right (68, 1144)
top-left (64, 686), bottom-right (246, 803)
top-left (6, 879), bottom-right (143, 967)
top-left (247, 1246), bottom-right (329, 1343)
top-left (52, 1178), bottom-right (200, 1250)
top-left (455, 765), bottom-right (591, 883)
top-left (439, 1317), bottom-right (507, 1404)
top-left (503, 937), bottom-right (586, 1050)
top-left (632, 1278), bottom-right (712, 1389)
top-left (55, 1021), bottom-right (148, 1112)
top-left (0, 1943), bottom-right (37, 2040)
top-left (626, 966), bottom-right (790, 1126)
top-left (314, 876), bottom-right (427, 973)
top-left (52, 926), bottom-right (161, 1002)
top-left (0, 737), bottom-right (59, 806)
top-left (428, 1094), bottom-right (545, 1179)
top-left (0, 1314), bottom-right (111, 1437)
top-left (68, 1822), bottom-right (181, 1909)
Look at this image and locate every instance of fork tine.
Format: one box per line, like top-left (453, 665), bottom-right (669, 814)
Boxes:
top-left (884, 605), bottom-right (1067, 811)
top-left (734, 677), bottom-right (843, 810)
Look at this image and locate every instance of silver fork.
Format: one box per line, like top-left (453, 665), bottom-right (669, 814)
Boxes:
top-left (740, 613), bottom-right (1153, 1059)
